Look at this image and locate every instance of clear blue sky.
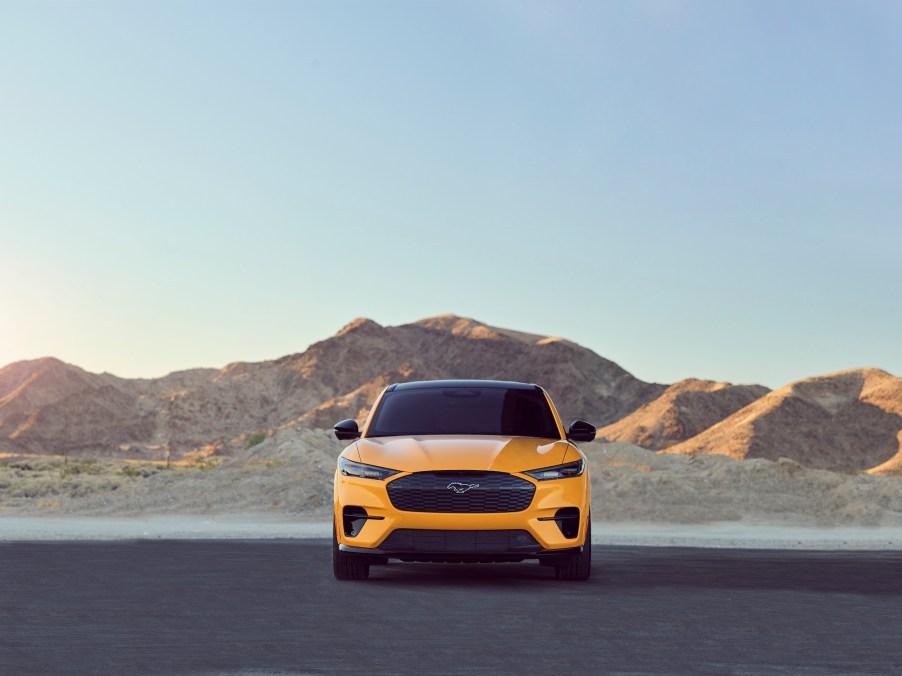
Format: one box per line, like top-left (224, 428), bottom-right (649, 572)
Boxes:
top-left (1, 0), bottom-right (900, 389)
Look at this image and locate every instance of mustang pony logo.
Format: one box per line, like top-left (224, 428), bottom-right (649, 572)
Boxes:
top-left (447, 482), bottom-right (480, 494)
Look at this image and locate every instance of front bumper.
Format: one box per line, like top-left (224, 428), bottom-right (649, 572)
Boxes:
top-left (333, 469), bottom-right (590, 557)
top-left (339, 533), bottom-right (584, 564)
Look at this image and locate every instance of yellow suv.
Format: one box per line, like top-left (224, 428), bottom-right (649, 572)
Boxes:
top-left (332, 380), bottom-right (595, 580)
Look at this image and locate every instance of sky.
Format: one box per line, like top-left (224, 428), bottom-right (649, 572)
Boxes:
top-left (1, 0), bottom-right (900, 389)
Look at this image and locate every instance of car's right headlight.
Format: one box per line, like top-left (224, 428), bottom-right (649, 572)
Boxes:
top-left (523, 459), bottom-right (585, 481)
top-left (339, 457), bottom-right (400, 481)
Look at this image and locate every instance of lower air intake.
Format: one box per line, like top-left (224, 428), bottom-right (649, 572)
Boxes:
top-left (379, 529), bottom-right (540, 553)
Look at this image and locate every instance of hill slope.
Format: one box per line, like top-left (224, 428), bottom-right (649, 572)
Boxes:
top-left (665, 369), bottom-right (902, 473)
top-left (0, 358), bottom-right (157, 454)
top-left (595, 379), bottom-right (770, 450)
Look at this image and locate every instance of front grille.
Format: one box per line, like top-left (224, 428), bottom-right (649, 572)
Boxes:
top-left (380, 529), bottom-right (540, 552)
top-left (386, 471), bottom-right (535, 513)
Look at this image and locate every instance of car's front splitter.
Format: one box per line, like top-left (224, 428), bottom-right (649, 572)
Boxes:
top-left (338, 542), bottom-right (584, 565)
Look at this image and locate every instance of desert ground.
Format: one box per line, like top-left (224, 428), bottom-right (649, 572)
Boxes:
top-left (3, 425), bottom-right (901, 547)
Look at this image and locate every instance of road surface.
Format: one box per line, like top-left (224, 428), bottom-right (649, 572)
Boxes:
top-left (1, 541), bottom-right (900, 674)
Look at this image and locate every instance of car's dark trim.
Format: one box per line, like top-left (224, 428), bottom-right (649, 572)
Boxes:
top-left (387, 379), bottom-right (540, 392)
top-left (333, 418), bottom-right (361, 440)
top-left (339, 543), bottom-right (584, 564)
top-left (538, 507), bottom-right (581, 538)
top-left (386, 471), bottom-right (536, 513)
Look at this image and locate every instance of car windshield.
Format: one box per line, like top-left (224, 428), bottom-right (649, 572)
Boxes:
top-left (365, 386), bottom-right (561, 439)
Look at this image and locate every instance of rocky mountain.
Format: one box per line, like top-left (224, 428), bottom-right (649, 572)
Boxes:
top-left (595, 378), bottom-right (770, 450)
top-left (664, 369), bottom-right (902, 474)
top-left (6, 317), bottom-right (899, 475)
top-left (0, 358), bottom-right (154, 455)
top-left (0, 315), bottom-right (664, 460)
top-left (387, 315), bottom-right (664, 426)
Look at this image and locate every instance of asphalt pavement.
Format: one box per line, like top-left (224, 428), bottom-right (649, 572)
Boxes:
top-left (1, 540), bottom-right (901, 674)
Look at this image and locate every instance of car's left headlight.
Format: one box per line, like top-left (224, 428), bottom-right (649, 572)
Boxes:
top-left (523, 459), bottom-right (585, 481)
top-left (339, 457), bottom-right (400, 481)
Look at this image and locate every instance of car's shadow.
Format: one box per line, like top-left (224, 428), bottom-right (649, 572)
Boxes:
top-left (362, 545), bottom-right (902, 594)
top-left (366, 559), bottom-right (569, 588)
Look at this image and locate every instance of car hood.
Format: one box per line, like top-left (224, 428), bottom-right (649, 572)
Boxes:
top-left (353, 435), bottom-right (572, 474)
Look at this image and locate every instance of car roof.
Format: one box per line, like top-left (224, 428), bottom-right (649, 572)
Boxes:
top-left (387, 379), bottom-right (540, 392)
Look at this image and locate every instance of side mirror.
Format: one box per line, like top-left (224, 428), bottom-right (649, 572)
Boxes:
top-left (333, 419), bottom-right (361, 441)
top-left (567, 420), bottom-right (596, 443)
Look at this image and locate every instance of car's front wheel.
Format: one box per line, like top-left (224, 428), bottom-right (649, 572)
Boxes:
top-left (555, 519), bottom-right (591, 581)
top-left (332, 522), bottom-right (370, 580)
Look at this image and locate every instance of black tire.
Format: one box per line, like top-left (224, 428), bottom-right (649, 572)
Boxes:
top-left (332, 522), bottom-right (370, 580)
top-left (555, 519), bottom-right (591, 581)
